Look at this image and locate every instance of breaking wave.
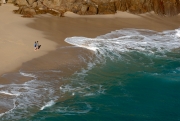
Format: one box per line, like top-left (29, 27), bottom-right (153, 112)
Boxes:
top-left (40, 100), bottom-right (55, 110)
top-left (65, 28), bottom-right (180, 58)
top-left (1, 28), bottom-right (180, 120)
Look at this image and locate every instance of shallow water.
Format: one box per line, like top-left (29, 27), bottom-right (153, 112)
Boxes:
top-left (0, 28), bottom-right (180, 121)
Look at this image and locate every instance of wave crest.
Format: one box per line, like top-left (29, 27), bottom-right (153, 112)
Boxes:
top-left (65, 28), bottom-right (180, 54)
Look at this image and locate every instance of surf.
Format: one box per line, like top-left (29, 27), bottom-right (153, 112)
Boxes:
top-left (1, 28), bottom-right (180, 121)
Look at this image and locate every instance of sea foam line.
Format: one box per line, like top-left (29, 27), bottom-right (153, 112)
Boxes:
top-left (19, 72), bottom-right (36, 78)
top-left (65, 37), bottom-right (99, 51)
top-left (40, 100), bottom-right (55, 110)
top-left (0, 99), bottom-right (17, 118)
top-left (64, 29), bottom-right (180, 54)
top-left (176, 29), bottom-right (180, 37)
top-left (0, 91), bottom-right (20, 96)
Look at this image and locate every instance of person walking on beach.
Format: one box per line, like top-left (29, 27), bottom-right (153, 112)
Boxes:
top-left (34, 41), bottom-right (37, 51)
top-left (36, 41), bottom-right (39, 50)
top-left (37, 41), bottom-right (41, 50)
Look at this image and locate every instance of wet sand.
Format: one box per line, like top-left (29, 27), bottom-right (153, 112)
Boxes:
top-left (0, 4), bottom-right (180, 85)
top-left (22, 11), bottom-right (180, 79)
top-left (0, 3), bottom-right (180, 115)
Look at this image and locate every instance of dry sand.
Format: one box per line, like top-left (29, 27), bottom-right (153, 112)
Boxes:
top-left (0, 4), bottom-right (58, 76)
top-left (0, 4), bottom-right (180, 83)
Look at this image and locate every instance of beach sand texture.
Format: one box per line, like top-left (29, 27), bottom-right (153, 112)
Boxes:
top-left (0, 4), bottom-right (58, 76)
top-left (0, 3), bottom-right (180, 81)
top-left (0, 3), bottom-right (180, 117)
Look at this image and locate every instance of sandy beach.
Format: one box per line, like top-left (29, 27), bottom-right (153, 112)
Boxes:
top-left (1, 3), bottom-right (180, 119)
top-left (0, 4), bottom-right (58, 77)
top-left (0, 3), bottom-right (180, 83)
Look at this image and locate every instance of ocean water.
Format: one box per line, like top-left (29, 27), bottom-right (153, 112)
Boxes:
top-left (0, 28), bottom-right (180, 121)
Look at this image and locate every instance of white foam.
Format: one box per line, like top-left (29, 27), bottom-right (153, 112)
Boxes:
top-left (40, 100), bottom-right (55, 110)
top-left (97, 85), bottom-right (105, 94)
top-left (19, 72), bottom-right (36, 78)
top-left (56, 102), bottom-right (92, 115)
top-left (65, 37), bottom-right (99, 51)
top-left (0, 91), bottom-right (20, 96)
top-left (0, 113), bottom-right (5, 117)
top-left (1, 28), bottom-right (179, 120)
top-left (176, 29), bottom-right (180, 37)
top-left (0, 77), bottom-right (61, 120)
top-left (60, 85), bottom-right (83, 94)
top-left (60, 85), bottom-right (73, 93)
top-left (0, 99), bottom-right (17, 118)
top-left (65, 29), bottom-right (180, 59)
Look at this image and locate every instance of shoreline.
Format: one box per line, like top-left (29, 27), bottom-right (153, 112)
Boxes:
top-left (0, 3), bottom-right (180, 116)
top-left (0, 4), bottom-right (180, 84)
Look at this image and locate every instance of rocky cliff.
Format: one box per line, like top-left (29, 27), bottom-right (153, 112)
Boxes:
top-left (9, 0), bottom-right (180, 17)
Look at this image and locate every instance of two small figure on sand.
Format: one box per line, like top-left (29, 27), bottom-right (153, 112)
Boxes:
top-left (34, 41), bottom-right (41, 51)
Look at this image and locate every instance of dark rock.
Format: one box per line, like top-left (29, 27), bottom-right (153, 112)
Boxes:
top-left (12, 0), bottom-right (180, 17)
top-left (85, 4), bottom-right (97, 15)
top-left (98, 2), bottom-right (116, 14)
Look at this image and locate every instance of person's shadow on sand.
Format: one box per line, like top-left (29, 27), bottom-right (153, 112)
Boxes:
top-left (38, 45), bottom-right (41, 49)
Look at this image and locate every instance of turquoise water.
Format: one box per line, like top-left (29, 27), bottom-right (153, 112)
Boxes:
top-left (27, 51), bottom-right (180, 121)
top-left (1, 28), bottom-right (180, 121)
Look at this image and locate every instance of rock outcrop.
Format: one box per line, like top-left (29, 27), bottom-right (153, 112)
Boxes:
top-left (10, 0), bottom-right (180, 17)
